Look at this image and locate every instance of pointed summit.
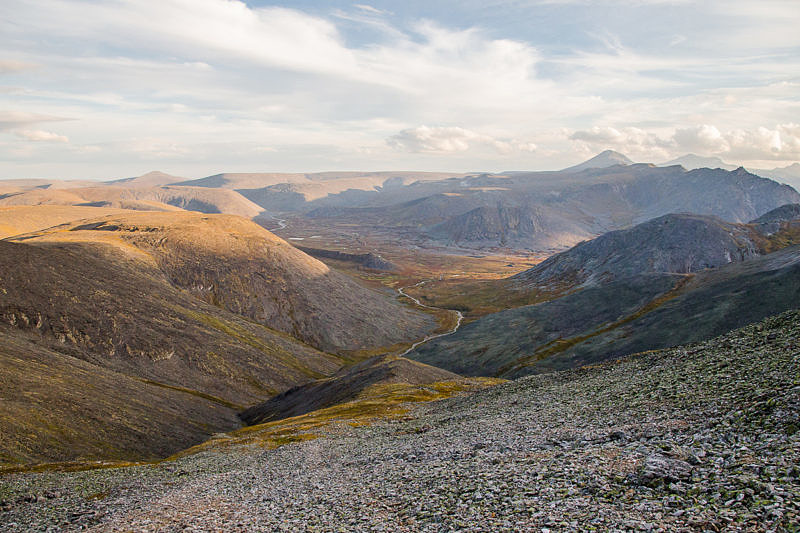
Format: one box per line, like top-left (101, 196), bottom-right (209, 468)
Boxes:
top-left (562, 150), bottom-right (633, 172)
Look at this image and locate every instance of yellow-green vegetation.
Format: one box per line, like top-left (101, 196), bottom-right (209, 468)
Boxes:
top-left (0, 379), bottom-right (505, 474)
top-left (762, 225), bottom-right (800, 253)
top-left (181, 307), bottom-right (328, 380)
top-left (169, 378), bottom-right (504, 459)
top-left (0, 460), bottom-right (146, 476)
top-left (136, 379), bottom-right (247, 411)
top-left (403, 277), bottom-right (571, 319)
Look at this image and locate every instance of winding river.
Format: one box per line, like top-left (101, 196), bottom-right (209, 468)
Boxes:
top-left (268, 212), bottom-right (462, 355)
top-left (397, 280), bottom-right (464, 356)
top-left (265, 214), bottom-right (287, 230)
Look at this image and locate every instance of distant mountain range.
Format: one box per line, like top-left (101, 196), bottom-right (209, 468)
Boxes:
top-left (2, 156), bottom-right (798, 253)
top-left (658, 154), bottom-right (800, 190)
top-left (299, 164), bottom-right (799, 251)
top-left (659, 153), bottom-right (738, 171)
top-left (2, 156), bottom-right (800, 471)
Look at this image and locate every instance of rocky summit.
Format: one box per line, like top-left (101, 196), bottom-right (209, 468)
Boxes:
top-left (1, 310), bottom-right (797, 531)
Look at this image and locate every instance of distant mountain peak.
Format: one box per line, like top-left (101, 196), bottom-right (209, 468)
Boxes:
top-left (563, 150), bottom-right (634, 172)
top-left (139, 170), bottom-right (173, 178)
top-left (662, 154), bottom-right (737, 171)
top-left (106, 170), bottom-right (185, 187)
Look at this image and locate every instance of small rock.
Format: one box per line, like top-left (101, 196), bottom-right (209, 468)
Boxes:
top-left (639, 454), bottom-right (693, 485)
top-left (609, 430), bottom-right (628, 441)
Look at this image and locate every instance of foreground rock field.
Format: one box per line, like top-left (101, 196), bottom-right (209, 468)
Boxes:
top-left (2, 310), bottom-right (798, 532)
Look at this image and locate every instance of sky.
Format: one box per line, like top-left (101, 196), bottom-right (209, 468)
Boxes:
top-left (1, 0), bottom-right (799, 180)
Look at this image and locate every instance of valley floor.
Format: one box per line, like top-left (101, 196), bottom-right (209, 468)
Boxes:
top-left (1, 311), bottom-right (798, 532)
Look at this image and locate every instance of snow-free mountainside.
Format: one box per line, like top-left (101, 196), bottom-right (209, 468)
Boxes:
top-left (1, 153), bottom-right (799, 531)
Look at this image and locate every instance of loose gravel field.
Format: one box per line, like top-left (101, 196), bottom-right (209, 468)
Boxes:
top-left (2, 310), bottom-right (798, 532)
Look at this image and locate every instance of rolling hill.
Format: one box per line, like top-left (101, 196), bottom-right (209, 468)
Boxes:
top-left (105, 170), bottom-right (186, 188)
top-left (0, 185), bottom-right (263, 218)
top-left (0, 205), bottom-right (131, 239)
top-left (0, 210), bottom-right (433, 464)
top-left (8, 211), bottom-right (433, 354)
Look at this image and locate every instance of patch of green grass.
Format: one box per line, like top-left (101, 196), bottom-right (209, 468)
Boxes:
top-left (167, 377), bottom-right (504, 459)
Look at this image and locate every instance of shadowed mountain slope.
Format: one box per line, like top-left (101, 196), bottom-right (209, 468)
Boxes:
top-left (509, 244), bottom-right (800, 376)
top-left (429, 203), bottom-right (596, 249)
top-left (408, 273), bottom-right (681, 376)
top-left (8, 211), bottom-right (433, 354)
top-left (0, 330), bottom-right (241, 465)
top-left (0, 238), bottom-right (340, 406)
top-left (513, 213), bottom-right (761, 287)
top-left (240, 354), bottom-right (459, 425)
top-left (751, 203), bottom-right (800, 226)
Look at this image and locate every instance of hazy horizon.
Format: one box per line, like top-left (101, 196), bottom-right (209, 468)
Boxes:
top-left (2, 0), bottom-right (799, 179)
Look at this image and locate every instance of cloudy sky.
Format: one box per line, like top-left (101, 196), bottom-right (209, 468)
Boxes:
top-left (1, 0), bottom-right (799, 179)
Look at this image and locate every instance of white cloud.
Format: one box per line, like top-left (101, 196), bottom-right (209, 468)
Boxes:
top-left (570, 123), bottom-right (800, 163)
top-left (724, 125), bottom-right (800, 160)
top-left (388, 126), bottom-right (536, 154)
top-left (570, 126), bottom-right (626, 144)
top-left (15, 129), bottom-right (69, 142)
top-left (0, 60), bottom-right (36, 74)
top-left (0, 0), bottom-right (798, 177)
top-left (570, 126), bottom-right (671, 159)
top-left (673, 125), bottom-right (728, 153)
top-left (0, 110), bottom-right (70, 131)
top-left (670, 124), bottom-right (800, 161)
top-left (353, 4), bottom-right (390, 15)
